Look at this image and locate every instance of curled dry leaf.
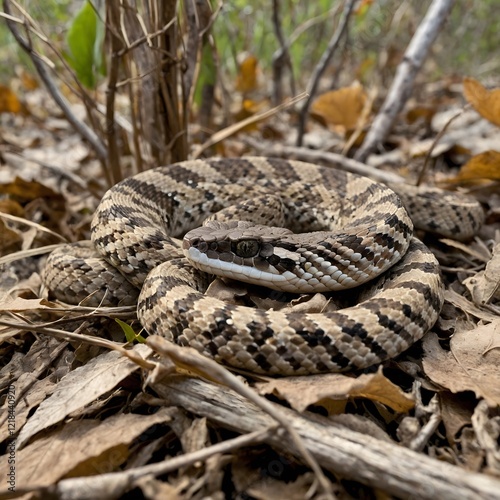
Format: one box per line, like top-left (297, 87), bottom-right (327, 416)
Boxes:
top-left (422, 322), bottom-right (500, 407)
top-left (463, 77), bottom-right (500, 127)
top-left (256, 366), bottom-right (414, 414)
top-left (463, 242), bottom-right (500, 305)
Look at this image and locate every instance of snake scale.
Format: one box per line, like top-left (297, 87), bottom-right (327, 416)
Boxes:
top-left (42, 157), bottom-right (484, 375)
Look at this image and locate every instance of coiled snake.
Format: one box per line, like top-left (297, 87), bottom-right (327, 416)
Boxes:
top-left (42, 157), bottom-right (483, 375)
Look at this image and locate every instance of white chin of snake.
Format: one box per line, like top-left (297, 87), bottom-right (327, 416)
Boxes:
top-left (184, 246), bottom-right (362, 294)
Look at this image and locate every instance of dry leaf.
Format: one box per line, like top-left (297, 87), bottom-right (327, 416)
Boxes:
top-left (0, 177), bottom-right (61, 201)
top-left (422, 323), bottom-right (500, 406)
top-left (256, 366), bottom-right (414, 414)
top-left (311, 82), bottom-right (367, 133)
top-left (406, 105), bottom-right (436, 125)
top-left (463, 77), bottom-right (500, 126)
top-left (233, 457), bottom-right (314, 500)
top-left (0, 219), bottom-right (22, 253)
top-left (448, 150), bottom-right (500, 184)
top-left (439, 392), bottom-right (475, 444)
top-left (17, 345), bottom-right (151, 449)
top-left (0, 297), bottom-right (59, 313)
top-left (0, 410), bottom-right (171, 489)
top-left (20, 70), bottom-right (39, 91)
top-left (0, 378), bottom-right (56, 444)
top-left (235, 54), bottom-right (259, 93)
top-left (463, 242), bottom-right (500, 305)
top-left (233, 99), bottom-right (268, 132)
top-left (0, 84), bottom-right (22, 114)
top-left (444, 289), bottom-right (499, 323)
top-left (0, 199), bottom-right (24, 217)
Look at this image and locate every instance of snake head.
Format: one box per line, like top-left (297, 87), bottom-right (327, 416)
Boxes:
top-left (182, 221), bottom-right (302, 290)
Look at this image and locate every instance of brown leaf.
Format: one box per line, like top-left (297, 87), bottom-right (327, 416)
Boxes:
top-left (463, 242), bottom-right (500, 305)
top-left (233, 99), bottom-right (268, 132)
top-left (422, 323), bottom-right (500, 406)
top-left (256, 366), bottom-right (414, 414)
top-left (1, 410), bottom-right (171, 489)
top-left (406, 105), bottom-right (436, 125)
top-left (449, 150), bottom-right (500, 184)
top-left (311, 82), bottom-right (367, 133)
top-left (0, 84), bottom-right (22, 114)
top-left (0, 199), bottom-right (24, 217)
top-left (0, 177), bottom-right (60, 201)
top-left (463, 77), bottom-right (500, 126)
top-left (235, 54), bottom-right (259, 93)
top-left (439, 392), bottom-right (475, 444)
top-left (20, 70), bottom-right (39, 91)
top-left (17, 345), bottom-right (152, 449)
top-left (0, 219), bottom-right (22, 253)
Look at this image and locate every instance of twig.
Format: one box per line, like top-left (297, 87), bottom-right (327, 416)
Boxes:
top-left (245, 139), bottom-right (406, 185)
top-left (150, 375), bottom-right (500, 500)
top-left (355, 0), bottom-right (456, 162)
top-left (409, 397), bottom-right (442, 452)
top-left (147, 336), bottom-right (335, 499)
top-left (1, 0), bottom-right (108, 161)
top-left (270, 0), bottom-right (296, 105)
top-left (416, 107), bottom-right (465, 186)
top-left (105, 2), bottom-right (125, 185)
top-left (183, 0), bottom-right (216, 141)
top-left (9, 429), bottom-right (273, 500)
top-left (296, 0), bottom-right (356, 146)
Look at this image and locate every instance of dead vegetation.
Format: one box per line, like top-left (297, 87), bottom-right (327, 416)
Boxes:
top-left (0, 1), bottom-right (499, 499)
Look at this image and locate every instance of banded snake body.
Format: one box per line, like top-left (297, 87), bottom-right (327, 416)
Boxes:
top-left (43, 157), bottom-right (483, 375)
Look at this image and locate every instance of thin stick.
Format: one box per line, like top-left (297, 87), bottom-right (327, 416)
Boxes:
top-left (355, 0), bottom-right (456, 162)
top-left (1, 0), bottom-right (108, 161)
top-left (296, 0), bottom-right (356, 146)
top-left (105, 2), bottom-right (125, 185)
top-left (9, 429), bottom-right (274, 500)
top-left (245, 139), bottom-right (406, 185)
top-left (271, 0), bottom-right (296, 105)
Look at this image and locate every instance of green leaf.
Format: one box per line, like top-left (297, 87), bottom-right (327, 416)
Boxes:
top-left (65, 1), bottom-right (105, 88)
top-left (194, 43), bottom-right (217, 107)
top-left (115, 318), bottom-right (147, 344)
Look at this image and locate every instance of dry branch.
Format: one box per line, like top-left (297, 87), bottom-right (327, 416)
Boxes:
top-left (355, 0), bottom-right (456, 162)
top-left (150, 375), bottom-right (500, 500)
top-left (2, 0), bottom-right (108, 162)
top-left (245, 139), bottom-right (406, 185)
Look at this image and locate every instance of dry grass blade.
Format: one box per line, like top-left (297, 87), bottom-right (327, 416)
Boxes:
top-left (192, 93), bottom-right (307, 158)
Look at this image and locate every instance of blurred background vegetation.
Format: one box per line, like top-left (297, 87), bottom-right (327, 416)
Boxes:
top-left (0, 0), bottom-right (498, 87)
top-left (1, 0), bottom-right (498, 180)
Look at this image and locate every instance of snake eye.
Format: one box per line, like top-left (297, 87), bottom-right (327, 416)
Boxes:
top-left (234, 239), bottom-right (260, 258)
